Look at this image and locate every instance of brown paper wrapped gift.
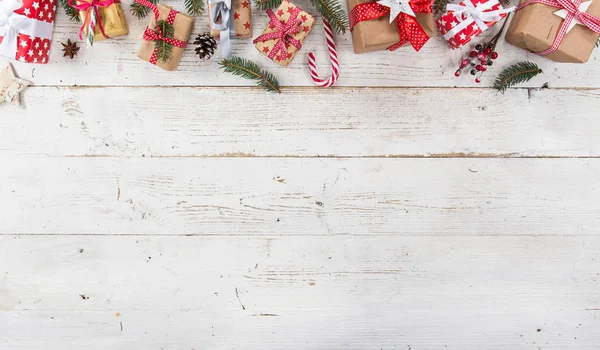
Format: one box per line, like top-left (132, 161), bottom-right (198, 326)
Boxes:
top-left (78, 1), bottom-right (128, 42)
top-left (505, 0), bottom-right (600, 63)
top-left (253, 1), bottom-right (315, 67)
top-left (347, 0), bottom-right (436, 54)
top-left (209, 0), bottom-right (252, 39)
top-left (137, 3), bottom-right (194, 71)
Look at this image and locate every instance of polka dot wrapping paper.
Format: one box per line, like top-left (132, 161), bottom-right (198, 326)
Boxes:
top-left (253, 0), bottom-right (315, 67)
top-left (0, 0), bottom-right (56, 64)
top-left (435, 0), bottom-right (508, 50)
top-left (209, 0), bottom-right (252, 39)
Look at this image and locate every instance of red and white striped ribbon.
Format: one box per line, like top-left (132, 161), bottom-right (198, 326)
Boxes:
top-left (307, 19), bottom-right (339, 87)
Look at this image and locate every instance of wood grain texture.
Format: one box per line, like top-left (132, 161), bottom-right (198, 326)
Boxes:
top-left (2, 156), bottom-right (600, 235)
top-left (4, 0), bottom-right (599, 88)
top-left (2, 86), bottom-right (600, 157)
top-left (1, 235), bottom-right (599, 349)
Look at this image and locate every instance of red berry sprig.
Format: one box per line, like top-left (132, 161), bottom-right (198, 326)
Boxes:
top-left (453, 14), bottom-right (511, 83)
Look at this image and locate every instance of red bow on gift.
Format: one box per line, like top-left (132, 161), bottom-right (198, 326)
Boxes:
top-left (350, 0), bottom-right (432, 51)
top-left (517, 0), bottom-right (600, 56)
top-left (253, 7), bottom-right (304, 61)
top-left (69, 0), bottom-right (119, 40)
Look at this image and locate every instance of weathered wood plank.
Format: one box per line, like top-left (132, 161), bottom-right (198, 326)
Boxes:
top-left (2, 156), bottom-right (600, 235)
top-left (5, 1), bottom-right (599, 88)
top-left (3, 86), bottom-right (600, 157)
top-left (1, 235), bottom-right (599, 349)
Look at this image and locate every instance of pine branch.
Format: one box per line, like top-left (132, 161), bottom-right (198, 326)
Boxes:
top-left (493, 61), bottom-right (542, 92)
top-left (154, 20), bottom-right (175, 63)
top-left (596, 37), bottom-right (600, 48)
top-left (254, 0), bottom-right (283, 10)
top-left (310, 0), bottom-right (349, 34)
top-left (60, 0), bottom-right (81, 22)
top-left (433, 0), bottom-right (448, 15)
top-left (220, 56), bottom-right (281, 93)
top-left (130, 0), bottom-right (157, 19)
top-left (185, 0), bottom-right (205, 16)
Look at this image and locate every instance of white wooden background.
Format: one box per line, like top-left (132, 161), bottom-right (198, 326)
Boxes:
top-left (2, 0), bottom-right (600, 348)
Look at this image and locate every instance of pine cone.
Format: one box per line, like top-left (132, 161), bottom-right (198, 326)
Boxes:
top-left (194, 33), bottom-right (217, 60)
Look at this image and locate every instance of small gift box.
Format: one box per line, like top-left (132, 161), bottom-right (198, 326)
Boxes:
top-left (72, 0), bottom-right (129, 44)
top-left (436, 0), bottom-right (513, 49)
top-left (505, 0), bottom-right (600, 63)
top-left (0, 0), bottom-right (56, 64)
top-left (136, 0), bottom-right (194, 71)
top-left (347, 0), bottom-right (436, 53)
top-left (253, 1), bottom-right (315, 67)
top-left (208, 0), bottom-right (252, 58)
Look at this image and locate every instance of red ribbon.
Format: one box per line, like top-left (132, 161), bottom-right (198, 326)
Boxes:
top-left (135, 0), bottom-right (187, 65)
top-left (517, 0), bottom-right (600, 56)
top-left (350, 0), bottom-right (432, 51)
top-left (253, 7), bottom-right (304, 61)
top-left (69, 0), bottom-right (119, 40)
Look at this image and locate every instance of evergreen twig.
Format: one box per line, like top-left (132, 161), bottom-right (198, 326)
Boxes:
top-left (433, 0), bottom-right (448, 15)
top-left (154, 20), bottom-right (175, 63)
top-left (310, 0), bottom-right (349, 34)
top-left (493, 61), bottom-right (543, 92)
top-left (254, 0), bottom-right (283, 10)
top-left (60, 0), bottom-right (81, 22)
top-left (185, 0), bottom-right (205, 16)
top-left (220, 56), bottom-right (281, 93)
top-left (130, 0), bottom-right (157, 19)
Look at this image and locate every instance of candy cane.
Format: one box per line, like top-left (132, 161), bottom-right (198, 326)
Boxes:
top-left (307, 19), bottom-right (339, 87)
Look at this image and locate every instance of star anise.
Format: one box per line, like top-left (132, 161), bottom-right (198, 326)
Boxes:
top-left (62, 39), bottom-right (80, 59)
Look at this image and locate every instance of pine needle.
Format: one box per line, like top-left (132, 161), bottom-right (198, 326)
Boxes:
top-left (154, 20), bottom-right (175, 64)
top-left (493, 61), bottom-right (543, 93)
top-left (130, 0), bottom-right (157, 19)
top-left (220, 56), bottom-right (281, 93)
top-left (61, 0), bottom-right (81, 22)
top-left (254, 0), bottom-right (283, 10)
top-left (433, 0), bottom-right (448, 15)
top-left (596, 37), bottom-right (600, 48)
top-left (185, 0), bottom-right (205, 16)
top-left (310, 0), bottom-right (349, 34)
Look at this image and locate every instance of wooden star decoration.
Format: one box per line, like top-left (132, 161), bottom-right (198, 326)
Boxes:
top-left (1, 64), bottom-right (31, 106)
top-left (554, 1), bottom-right (593, 33)
top-left (377, 0), bottom-right (415, 23)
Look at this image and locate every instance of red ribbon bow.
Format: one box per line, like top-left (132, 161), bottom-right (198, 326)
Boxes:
top-left (253, 7), bottom-right (304, 61)
top-left (517, 0), bottom-right (600, 56)
top-left (69, 0), bottom-right (119, 40)
top-left (350, 0), bottom-right (432, 51)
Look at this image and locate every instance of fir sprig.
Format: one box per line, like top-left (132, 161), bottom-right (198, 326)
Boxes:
top-left (154, 20), bottom-right (175, 63)
top-left (254, 0), bottom-right (283, 10)
top-left (185, 0), bottom-right (205, 16)
top-left (130, 0), bottom-right (157, 19)
top-left (493, 61), bottom-right (543, 92)
top-left (220, 56), bottom-right (281, 93)
top-left (60, 0), bottom-right (81, 22)
top-left (310, 0), bottom-right (349, 34)
top-left (433, 0), bottom-right (448, 15)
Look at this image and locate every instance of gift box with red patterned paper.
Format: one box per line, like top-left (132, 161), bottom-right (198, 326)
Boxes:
top-left (0, 0), bottom-right (56, 64)
top-left (436, 0), bottom-right (512, 49)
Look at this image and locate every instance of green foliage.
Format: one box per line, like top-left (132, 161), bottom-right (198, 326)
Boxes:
top-left (254, 0), bottom-right (283, 10)
top-left (433, 0), bottom-right (448, 15)
top-left (493, 61), bottom-right (543, 92)
top-left (60, 0), bottom-right (81, 22)
top-left (220, 56), bottom-right (281, 93)
top-left (154, 20), bottom-right (175, 64)
top-left (185, 0), bottom-right (205, 16)
top-left (310, 0), bottom-right (349, 34)
top-left (130, 0), bottom-right (157, 19)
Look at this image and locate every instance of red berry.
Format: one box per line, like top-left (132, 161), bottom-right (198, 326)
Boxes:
top-left (480, 65), bottom-right (487, 72)
top-left (470, 51), bottom-right (477, 57)
top-left (491, 52), bottom-right (499, 59)
top-left (475, 78), bottom-right (481, 83)
top-left (478, 53), bottom-right (487, 61)
top-left (475, 64), bottom-right (482, 71)
top-left (483, 47), bottom-right (492, 54)
top-left (461, 59), bottom-right (469, 66)
top-left (454, 70), bottom-right (461, 77)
